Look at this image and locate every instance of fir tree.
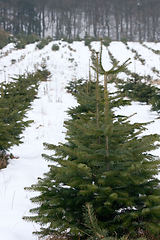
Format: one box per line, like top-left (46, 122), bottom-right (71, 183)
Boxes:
top-left (116, 73), bottom-right (159, 105)
top-left (0, 69), bottom-right (50, 156)
top-left (24, 44), bottom-right (160, 239)
top-left (0, 74), bottom-right (38, 152)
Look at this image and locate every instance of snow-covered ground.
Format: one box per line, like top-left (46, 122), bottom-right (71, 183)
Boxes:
top-left (0, 40), bottom-right (160, 239)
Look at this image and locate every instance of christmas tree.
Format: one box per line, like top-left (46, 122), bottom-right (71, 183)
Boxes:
top-left (116, 72), bottom-right (160, 105)
top-left (0, 69), bottom-right (50, 168)
top-left (0, 73), bottom-right (39, 152)
top-left (24, 44), bottom-right (160, 239)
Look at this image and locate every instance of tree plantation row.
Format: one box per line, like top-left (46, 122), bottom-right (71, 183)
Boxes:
top-left (0, 68), bottom-right (51, 169)
top-left (23, 44), bottom-right (160, 239)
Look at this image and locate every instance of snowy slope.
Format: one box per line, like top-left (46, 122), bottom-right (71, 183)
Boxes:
top-left (0, 40), bottom-right (160, 240)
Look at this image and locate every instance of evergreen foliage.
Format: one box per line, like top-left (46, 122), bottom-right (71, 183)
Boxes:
top-left (52, 44), bottom-right (59, 51)
top-left (116, 73), bottom-right (160, 113)
top-left (102, 37), bottom-right (112, 47)
top-left (36, 37), bottom-right (53, 50)
top-left (108, 51), bottom-right (160, 114)
top-left (24, 45), bottom-right (160, 239)
top-left (83, 202), bottom-right (109, 239)
top-left (0, 68), bottom-right (51, 167)
top-left (0, 31), bottom-right (40, 50)
top-left (117, 73), bottom-right (158, 104)
top-left (84, 36), bottom-right (97, 48)
top-left (83, 203), bottom-right (147, 240)
top-left (35, 59), bottom-right (51, 81)
top-left (13, 33), bottom-right (40, 49)
top-left (151, 93), bottom-right (160, 113)
top-left (65, 78), bottom-right (85, 93)
top-left (0, 74), bottom-right (37, 152)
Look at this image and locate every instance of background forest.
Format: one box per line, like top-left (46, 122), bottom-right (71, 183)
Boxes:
top-left (0, 0), bottom-right (160, 41)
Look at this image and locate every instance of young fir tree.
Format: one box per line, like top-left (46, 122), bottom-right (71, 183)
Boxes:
top-left (24, 45), bottom-right (160, 239)
top-left (116, 73), bottom-right (160, 105)
top-left (0, 70), bottom-right (46, 153)
top-left (0, 76), bottom-right (35, 152)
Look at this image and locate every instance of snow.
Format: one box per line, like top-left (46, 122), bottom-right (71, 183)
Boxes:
top-left (0, 40), bottom-right (160, 239)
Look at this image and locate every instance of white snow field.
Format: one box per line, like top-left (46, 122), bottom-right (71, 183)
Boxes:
top-left (0, 40), bottom-right (160, 239)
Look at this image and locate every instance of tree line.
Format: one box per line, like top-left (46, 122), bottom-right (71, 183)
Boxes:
top-left (1, 0), bottom-right (160, 41)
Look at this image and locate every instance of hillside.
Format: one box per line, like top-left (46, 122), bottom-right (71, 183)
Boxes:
top-left (0, 40), bottom-right (160, 240)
